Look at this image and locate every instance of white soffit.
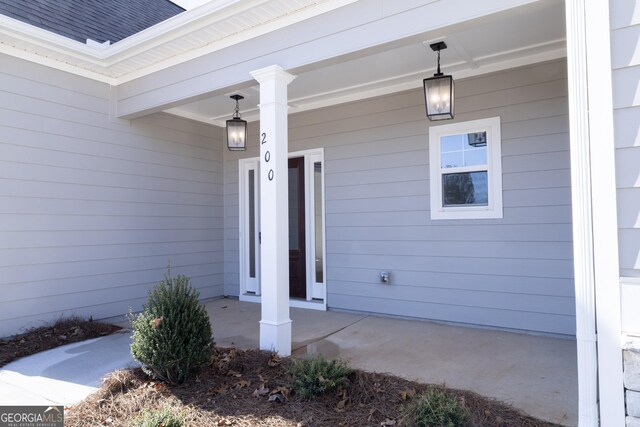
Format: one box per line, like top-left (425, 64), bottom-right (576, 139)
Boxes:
top-left (0, 0), bottom-right (358, 84)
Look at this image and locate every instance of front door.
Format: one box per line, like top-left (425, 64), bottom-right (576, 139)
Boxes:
top-left (288, 157), bottom-right (306, 298)
top-left (239, 150), bottom-right (326, 306)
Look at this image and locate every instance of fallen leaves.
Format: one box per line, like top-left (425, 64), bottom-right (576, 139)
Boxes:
top-left (253, 385), bottom-right (270, 397)
top-left (335, 390), bottom-right (348, 412)
top-left (235, 379), bottom-right (251, 389)
top-left (399, 388), bottom-right (416, 400)
top-left (214, 385), bottom-right (229, 395)
top-left (219, 349), bottom-right (238, 364)
top-left (267, 354), bottom-right (281, 367)
top-left (273, 386), bottom-right (290, 399)
top-left (62, 348), bottom-right (558, 427)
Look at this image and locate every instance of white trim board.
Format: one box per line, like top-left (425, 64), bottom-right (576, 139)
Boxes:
top-left (621, 277), bottom-right (640, 335)
top-left (565, 0), bottom-right (625, 425)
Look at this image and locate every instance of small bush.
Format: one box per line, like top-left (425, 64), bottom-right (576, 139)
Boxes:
top-left (130, 268), bottom-right (213, 385)
top-left (288, 353), bottom-right (352, 398)
top-left (131, 406), bottom-right (184, 427)
top-left (402, 385), bottom-right (471, 427)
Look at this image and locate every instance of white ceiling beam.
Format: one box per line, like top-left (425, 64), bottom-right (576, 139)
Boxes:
top-left (114, 0), bottom-right (540, 119)
top-left (166, 38), bottom-right (566, 127)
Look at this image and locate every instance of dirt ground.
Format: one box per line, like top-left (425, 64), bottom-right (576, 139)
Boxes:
top-left (65, 347), bottom-right (563, 427)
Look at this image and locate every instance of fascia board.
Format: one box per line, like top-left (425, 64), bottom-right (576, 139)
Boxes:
top-left (0, 0), bottom-right (256, 64)
top-left (0, 0), bottom-right (358, 84)
top-left (100, 0), bottom-right (266, 64)
top-left (0, 14), bottom-right (102, 59)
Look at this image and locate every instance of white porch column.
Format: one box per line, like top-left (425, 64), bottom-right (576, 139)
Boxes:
top-left (250, 65), bottom-right (296, 356)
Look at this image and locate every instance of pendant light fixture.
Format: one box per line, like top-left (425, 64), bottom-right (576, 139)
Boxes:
top-left (226, 94), bottom-right (247, 151)
top-left (423, 41), bottom-right (454, 121)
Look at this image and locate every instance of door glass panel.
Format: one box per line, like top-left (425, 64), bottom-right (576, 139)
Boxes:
top-left (442, 171), bottom-right (488, 206)
top-left (314, 162), bottom-right (324, 283)
top-left (248, 169), bottom-right (256, 278)
top-left (288, 166), bottom-right (299, 250)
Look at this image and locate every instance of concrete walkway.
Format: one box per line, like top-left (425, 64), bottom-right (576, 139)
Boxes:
top-left (0, 330), bottom-right (136, 406)
top-left (0, 298), bottom-right (577, 425)
top-left (206, 299), bottom-right (577, 426)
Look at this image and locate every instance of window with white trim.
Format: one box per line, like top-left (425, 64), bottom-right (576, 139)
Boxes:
top-left (429, 117), bottom-right (503, 220)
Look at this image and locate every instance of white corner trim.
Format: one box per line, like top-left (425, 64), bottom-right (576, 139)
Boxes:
top-left (566, 0), bottom-right (625, 425)
top-left (584, 0), bottom-right (625, 424)
top-left (564, 0), bottom-right (599, 425)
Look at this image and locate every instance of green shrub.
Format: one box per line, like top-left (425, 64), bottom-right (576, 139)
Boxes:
top-left (288, 353), bottom-right (352, 398)
top-left (131, 406), bottom-right (184, 427)
top-left (130, 268), bottom-right (213, 385)
top-left (402, 385), bottom-right (470, 427)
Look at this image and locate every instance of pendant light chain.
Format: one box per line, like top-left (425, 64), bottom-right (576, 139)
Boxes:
top-left (234, 98), bottom-right (241, 119)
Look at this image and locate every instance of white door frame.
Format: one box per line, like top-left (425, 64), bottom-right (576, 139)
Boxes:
top-left (238, 148), bottom-right (327, 310)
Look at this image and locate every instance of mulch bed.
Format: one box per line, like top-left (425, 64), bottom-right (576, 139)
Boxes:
top-left (65, 347), bottom-right (563, 427)
top-left (0, 317), bottom-right (121, 368)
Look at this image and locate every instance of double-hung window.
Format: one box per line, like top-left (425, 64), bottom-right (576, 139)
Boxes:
top-left (429, 117), bottom-right (503, 220)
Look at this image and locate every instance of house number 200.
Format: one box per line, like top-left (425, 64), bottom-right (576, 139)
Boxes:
top-left (262, 132), bottom-right (274, 181)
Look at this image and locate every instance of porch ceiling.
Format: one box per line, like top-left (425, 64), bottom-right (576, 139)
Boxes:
top-left (165, 0), bottom-right (566, 126)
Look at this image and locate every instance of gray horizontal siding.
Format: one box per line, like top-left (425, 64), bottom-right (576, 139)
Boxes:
top-left (328, 293), bottom-right (574, 335)
top-left (610, 1), bottom-right (640, 278)
top-left (224, 59), bottom-right (575, 335)
top-left (0, 55), bottom-right (225, 337)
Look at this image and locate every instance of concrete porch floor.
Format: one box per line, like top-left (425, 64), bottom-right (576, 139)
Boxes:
top-left (205, 298), bottom-right (578, 426)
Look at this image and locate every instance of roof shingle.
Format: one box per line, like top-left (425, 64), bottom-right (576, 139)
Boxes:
top-left (0, 0), bottom-right (185, 44)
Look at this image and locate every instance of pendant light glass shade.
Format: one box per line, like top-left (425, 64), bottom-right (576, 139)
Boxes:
top-left (226, 95), bottom-right (247, 151)
top-left (423, 74), bottom-right (454, 120)
top-left (423, 41), bottom-right (454, 121)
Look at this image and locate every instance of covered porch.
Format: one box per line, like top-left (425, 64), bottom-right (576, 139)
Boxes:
top-left (204, 298), bottom-right (578, 426)
top-left (0, 0), bottom-right (619, 423)
top-left (143, 1), bottom-right (585, 424)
